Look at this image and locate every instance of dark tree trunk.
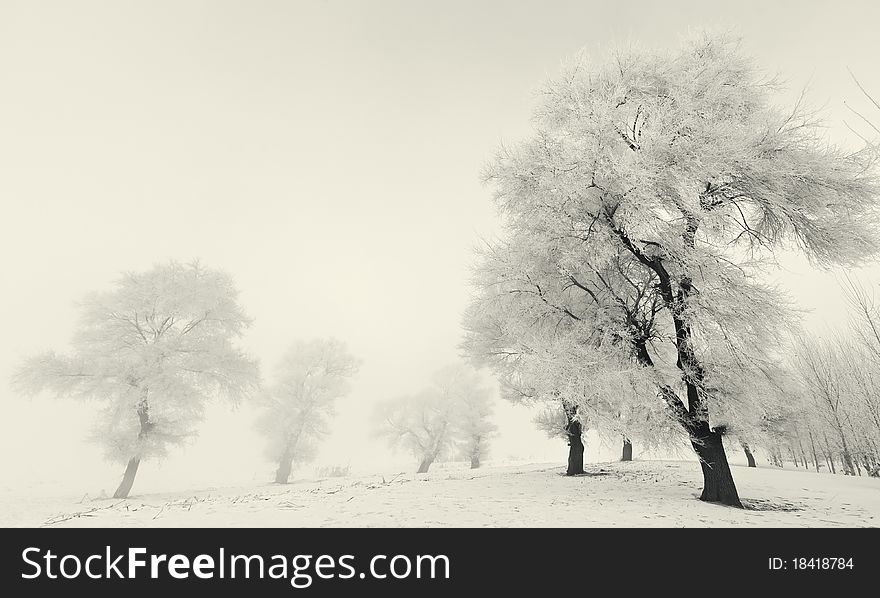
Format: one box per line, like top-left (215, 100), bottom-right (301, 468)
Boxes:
top-left (567, 429), bottom-right (585, 476)
top-left (742, 442), bottom-right (757, 468)
top-left (689, 420), bottom-right (742, 506)
top-left (808, 430), bottom-right (821, 472)
top-left (692, 428), bottom-right (742, 507)
top-left (113, 457), bottom-right (141, 499)
top-left (417, 457), bottom-right (434, 473)
top-left (470, 454), bottom-right (480, 469)
top-left (564, 403), bottom-right (585, 476)
top-left (842, 451), bottom-right (856, 475)
top-left (621, 438), bottom-right (633, 462)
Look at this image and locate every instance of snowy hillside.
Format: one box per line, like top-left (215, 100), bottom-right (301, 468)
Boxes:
top-left (8, 460), bottom-right (878, 528)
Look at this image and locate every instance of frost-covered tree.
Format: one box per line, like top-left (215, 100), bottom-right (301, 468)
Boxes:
top-left (466, 33), bottom-right (880, 506)
top-left (256, 338), bottom-right (359, 484)
top-left (451, 368), bottom-right (497, 469)
top-left (374, 365), bottom-right (496, 473)
top-left (12, 261), bottom-right (259, 498)
top-left (375, 391), bottom-right (456, 473)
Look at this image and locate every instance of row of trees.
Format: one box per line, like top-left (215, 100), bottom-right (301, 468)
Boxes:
top-left (750, 280), bottom-right (880, 477)
top-left (12, 262), bottom-right (500, 497)
top-left (461, 32), bottom-right (880, 507)
top-left (11, 263), bottom-right (362, 497)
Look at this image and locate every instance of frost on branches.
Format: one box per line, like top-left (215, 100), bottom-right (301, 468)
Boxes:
top-left (374, 365), bottom-right (497, 473)
top-left (255, 338), bottom-right (360, 484)
top-left (12, 261), bottom-right (259, 498)
top-left (464, 33), bottom-right (880, 506)
top-left (768, 278), bottom-right (880, 477)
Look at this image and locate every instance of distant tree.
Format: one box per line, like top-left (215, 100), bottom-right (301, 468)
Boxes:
top-left (375, 365), bottom-right (496, 473)
top-left (12, 261), bottom-right (258, 498)
top-left (451, 368), bottom-right (497, 469)
top-left (465, 32), bottom-right (880, 506)
top-left (256, 339), bottom-right (359, 484)
top-left (375, 391), bottom-right (456, 474)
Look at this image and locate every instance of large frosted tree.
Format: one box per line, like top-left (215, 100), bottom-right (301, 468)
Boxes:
top-left (12, 261), bottom-right (259, 498)
top-left (255, 338), bottom-right (359, 484)
top-left (466, 33), bottom-right (880, 506)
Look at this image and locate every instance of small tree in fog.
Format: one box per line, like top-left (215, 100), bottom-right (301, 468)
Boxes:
top-left (12, 261), bottom-right (258, 498)
top-left (375, 365), bottom-right (496, 473)
top-left (451, 367), bottom-right (497, 469)
top-left (256, 339), bottom-right (359, 484)
top-left (375, 391), bottom-right (457, 473)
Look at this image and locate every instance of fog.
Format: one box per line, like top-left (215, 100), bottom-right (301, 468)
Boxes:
top-left (1, 0), bottom-right (878, 498)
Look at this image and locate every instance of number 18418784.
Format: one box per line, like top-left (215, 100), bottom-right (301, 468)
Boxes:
top-left (769, 557), bottom-right (854, 571)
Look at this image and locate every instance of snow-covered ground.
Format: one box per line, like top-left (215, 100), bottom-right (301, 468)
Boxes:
top-left (4, 460), bottom-right (878, 528)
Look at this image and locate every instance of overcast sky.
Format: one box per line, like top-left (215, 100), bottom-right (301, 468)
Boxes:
top-left (2, 0), bottom-right (878, 496)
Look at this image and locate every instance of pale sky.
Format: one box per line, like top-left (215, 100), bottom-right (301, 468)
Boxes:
top-left (1, 0), bottom-right (878, 496)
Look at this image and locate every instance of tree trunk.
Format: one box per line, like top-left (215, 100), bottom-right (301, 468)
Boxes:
top-left (567, 431), bottom-right (585, 476)
top-left (113, 398), bottom-right (152, 499)
top-left (470, 454), bottom-right (481, 469)
top-left (621, 438), bottom-right (633, 462)
top-left (417, 457), bottom-right (434, 473)
top-left (274, 455), bottom-right (294, 484)
top-left (113, 456), bottom-right (141, 499)
top-left (742, 442), bottom-right (757, 468)
top-left (841, 450), bottom-right (856, 475)
top-left (808, 430), bottom-right (821, 472)
top-left (633, 301), bottom-right (742, 505)
top-left (564, 404), bottom-right (585, 476)
top-left (692, 427), bottom-right (742, 507)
